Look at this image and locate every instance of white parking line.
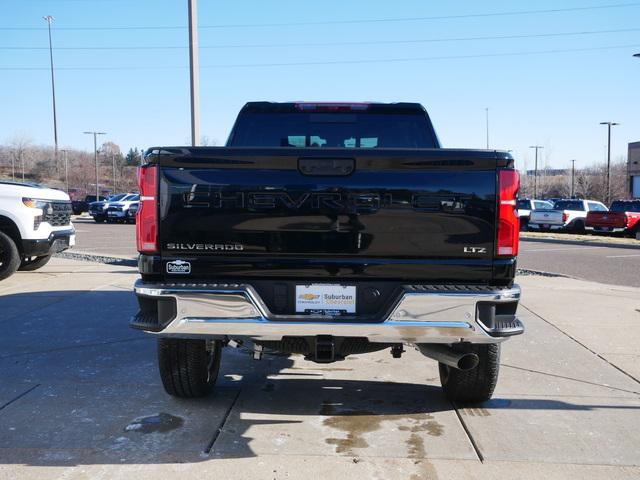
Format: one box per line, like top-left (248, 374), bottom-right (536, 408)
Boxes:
top-left (605, 254), bottom-right (640, 258)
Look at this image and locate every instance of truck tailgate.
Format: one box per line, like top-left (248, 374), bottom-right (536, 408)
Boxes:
top-left (586, 211), bottom-right (626, 229)
top-left (153, 147), bottom-right (512, 282)
top-left (530, 210), bottom-right (564, 225)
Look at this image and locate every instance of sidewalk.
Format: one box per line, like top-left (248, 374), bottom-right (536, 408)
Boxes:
top-left (0, 258), bottom-right (638, 479)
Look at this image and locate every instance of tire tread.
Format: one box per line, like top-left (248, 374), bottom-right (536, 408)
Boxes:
top-left (0, 231), bottom-right (21, 281)
top-left (157, 338), bottom-right (221, 398)
top-left (439, 343), bottom-right (500, 403)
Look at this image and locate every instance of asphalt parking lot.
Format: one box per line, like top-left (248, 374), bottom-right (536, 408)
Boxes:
top-left (72, 216), bottom-right (136, 258)
top-left (1, 257), bottom-right (639, 478)
top-left (518, 240), bottom-right (640, 287)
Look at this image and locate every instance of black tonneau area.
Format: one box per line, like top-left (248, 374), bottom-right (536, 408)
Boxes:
top-left (149, 147), bottom-right (514, 283)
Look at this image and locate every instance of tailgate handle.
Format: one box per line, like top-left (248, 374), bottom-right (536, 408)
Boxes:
top-left (298, 158), bottom-right (355, 176)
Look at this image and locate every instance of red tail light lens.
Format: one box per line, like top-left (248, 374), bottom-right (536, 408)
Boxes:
top-left (497, 170), bottom-right (520, 257)
top-left (136, 165), bottom-right (158, 254)
top-left (562, 212), bottom-right (569, 223)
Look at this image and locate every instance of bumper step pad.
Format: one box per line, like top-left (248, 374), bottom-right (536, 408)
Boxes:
top-left (481, 317), bottom-right (524, 337)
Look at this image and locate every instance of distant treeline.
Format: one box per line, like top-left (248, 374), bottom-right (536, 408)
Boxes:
top-left (0, 138), bottom-right (142, 194)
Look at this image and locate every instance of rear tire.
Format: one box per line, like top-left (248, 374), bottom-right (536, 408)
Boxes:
top-left (0, 231), bottom-right (21, 281)
top-left (93, 216), bottom-right (105, 223)
top-left (439, 343), bottom-right (500, 403)
top-left (572, 220), bottom-right (585, 234)
top-left (157, 338), bottom-right (222, 398)
top-left (18, 254), bottom-right (52, 271)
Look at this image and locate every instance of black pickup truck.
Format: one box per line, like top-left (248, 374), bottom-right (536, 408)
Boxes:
top-left (131, 102), bottom-right (523, 403)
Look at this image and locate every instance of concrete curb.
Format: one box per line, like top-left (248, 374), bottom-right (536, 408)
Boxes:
top-left (55, 251), bottom-right (137, 267)
top-left (516, 268), bottom-right (569, 278)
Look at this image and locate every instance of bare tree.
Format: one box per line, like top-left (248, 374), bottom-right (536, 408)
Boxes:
top-left (200, 135), bottom-right (217, 146)
top-left (9, 136), bottom-right (33, 182)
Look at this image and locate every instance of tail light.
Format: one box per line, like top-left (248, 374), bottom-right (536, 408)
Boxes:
top-left (562, 212), bottom-right (569, 223)
top-left (496, 170), bottom-right (520, 257)
top-left (136, 164), bottom-right (158, 253)
top-left (623, 214), bottom-right (629, 227)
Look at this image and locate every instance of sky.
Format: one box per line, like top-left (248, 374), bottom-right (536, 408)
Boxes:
top-left (1, 0), bottom-right (639, 170)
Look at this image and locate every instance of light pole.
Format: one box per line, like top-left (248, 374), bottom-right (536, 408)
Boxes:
top-left (529, 146), bottom-right (543, 199)
top-left (600, 122), bottom-right (619, 205)
top-left (570, 159), bottom-right (576, 198)
top-left (188, 0), bottom-right (200, 146)
top-left (485, 107), bottom-right (489, 149)
top-left (83, 131), bottom-right (106, 199)
top-left (61, 149), bottom-right (68, 193)
top-left (43, 15), bottom-right (59, 170)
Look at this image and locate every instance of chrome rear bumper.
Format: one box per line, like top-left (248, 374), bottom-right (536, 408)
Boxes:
top-left (585, 226), bottom-right (626, 233)
top-left (133, 281), bottom-right (522, 344)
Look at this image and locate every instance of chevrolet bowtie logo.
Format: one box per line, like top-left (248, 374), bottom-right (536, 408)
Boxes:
top-left (299, 293), bottom-right (320, 300)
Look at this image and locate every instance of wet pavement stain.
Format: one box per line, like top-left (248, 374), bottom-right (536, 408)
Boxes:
top-left (124, 413), bottom-right (184, 434)
top-left (323, 410), bottom-right (382, 455)
top-left (398, 414), bottom-right (444, 437)
top-left (407, 433), bottom-right (426, 458)
top-left (410, 459), bottom-right (439, 480)
top-left (321, 400), bottom-right (445, 457)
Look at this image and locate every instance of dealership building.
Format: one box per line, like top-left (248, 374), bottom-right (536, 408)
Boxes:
top-left (630, 141), bottom-right (640, 198)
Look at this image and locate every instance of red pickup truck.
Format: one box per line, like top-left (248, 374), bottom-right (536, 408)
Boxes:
top-left (586, 200), bottom-right (640, 236)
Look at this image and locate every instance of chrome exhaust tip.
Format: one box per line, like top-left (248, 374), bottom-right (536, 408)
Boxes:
top-left (417, 344), bottom-right (479, 371)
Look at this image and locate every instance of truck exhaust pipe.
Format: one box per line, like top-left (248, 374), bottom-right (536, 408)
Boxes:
top-left (417, 344), bottom-right (479, 371)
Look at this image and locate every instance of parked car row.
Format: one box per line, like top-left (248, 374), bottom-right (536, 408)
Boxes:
top-left (72, 194), bottom-right (106, 215)
top-left (518, 198), bottom-right (640, 237)
top-left (88, 193), bottom-right (139, 224)
top-left (586, 200), bottom-right (640, 235)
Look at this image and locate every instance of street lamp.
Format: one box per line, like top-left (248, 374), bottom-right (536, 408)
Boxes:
top-left (83, 131), bottom-right (106, 199)
top-left (570, 159), bottom-right (576, 198)
top-left (599, 122), bottom-right (619, 205)
top-left (529, 146), bottom-right (543, 198)
top-left (188, 0), bottom-right (200, 146)
top-left (43, 15), bottom-right (59, 169)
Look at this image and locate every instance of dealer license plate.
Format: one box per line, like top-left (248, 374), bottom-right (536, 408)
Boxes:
top-left (295, 284), bottom-right (356, 315)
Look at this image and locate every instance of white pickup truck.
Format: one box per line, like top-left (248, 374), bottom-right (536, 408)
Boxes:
top-left (516, 198), bottom-right (553, 230)
top-left (0, 181), bottom-right (75, 280)
top-left (529, 199), bottom-right (608, 233)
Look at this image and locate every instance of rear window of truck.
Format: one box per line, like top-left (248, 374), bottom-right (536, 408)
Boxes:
top-left (229, 112), bottom-right (437, 148)
top-left (554, 200), bottom-right (584, 211)
top-left (610, 201), bottom-right (640, 212)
